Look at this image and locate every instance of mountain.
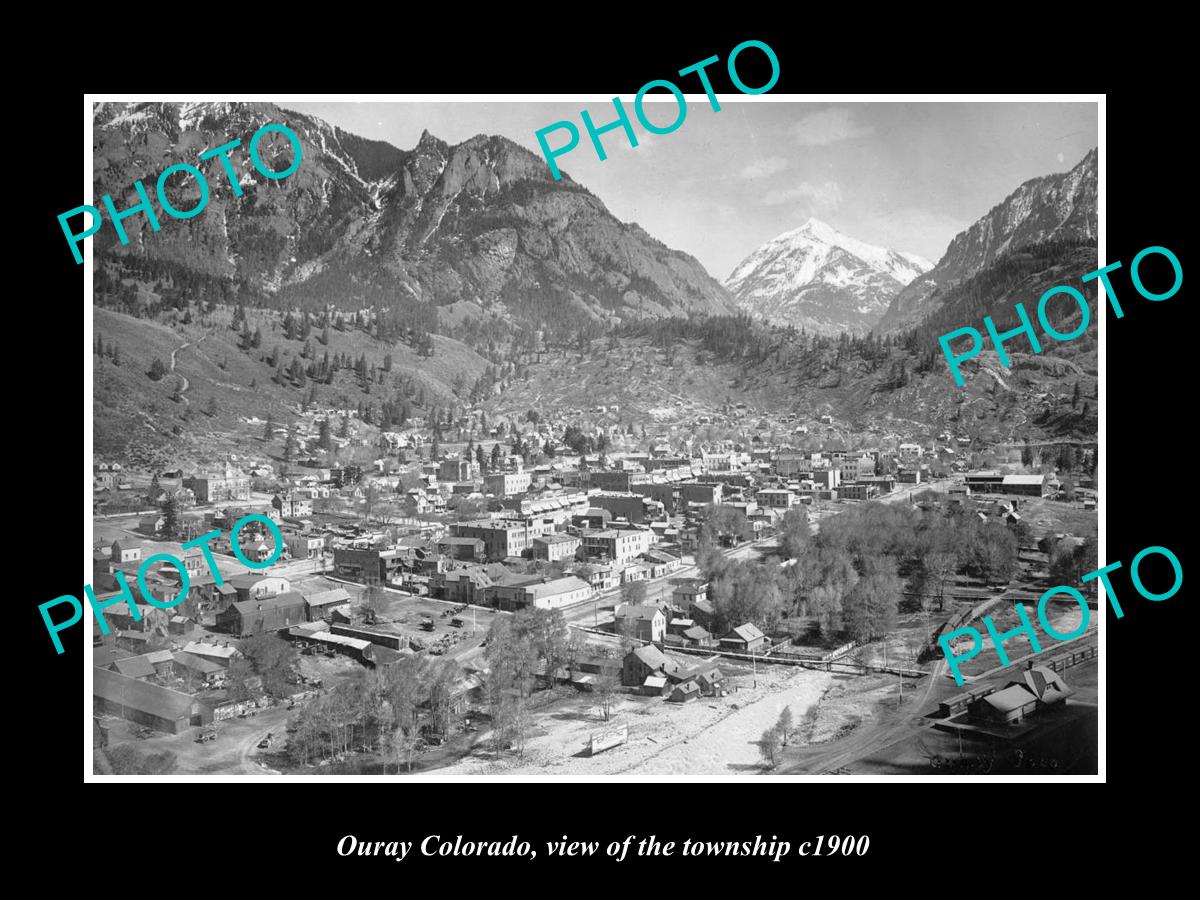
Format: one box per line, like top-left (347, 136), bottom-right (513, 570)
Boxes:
top-left (92, 102), bottom-right (737, 333)
top-left (724, 219), bottom-right (933, 336)
top-left (875, 149), bottom-right (1098, 334)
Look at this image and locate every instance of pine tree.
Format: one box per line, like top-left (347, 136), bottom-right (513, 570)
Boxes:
top-left (205, 396), bottom-right (218, 417)
top-left (160, 494), bottom-right (181, 540)
top-left (112, 345), bottom-right (121, 366)
top-left (263, 414), bottom-right (275, 441)
top-left (319, 418), bottom-right (333, 452)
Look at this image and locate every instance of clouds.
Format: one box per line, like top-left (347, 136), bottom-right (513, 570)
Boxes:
top-left (738, 155), bottom-right (789, 179)
top-left (748, 109), bottom-right (866, 213)
top-left (791, 108), bottom-right (873, 147)
top-left (761, 180), bottom-right (843, 212)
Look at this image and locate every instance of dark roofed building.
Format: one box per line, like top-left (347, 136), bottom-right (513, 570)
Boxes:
top-left (978, 684), bottom-right (1040, 725)
top-left (972, 666), bottom-right (1074, 725)
top-left (93, 667), bottom-right (212, 734)
top-left (668, 680), bottom-right (701, 703)
top-left (437, 536), bottom-right (485, 561)
top-left (304, 587), bottom-right (353, 620)
top-left (216, 592), bottom-right (307, 637)
top-left (330, 623), bottom-right (407, 652)
top-left (109, 654), bottom-right (157, 680)
top-left (719, 623), bottom-right (767, 654)
top-left (622, 645), bottom-right (679, 687)
top-left (171, 651), bottom-right (226, 685)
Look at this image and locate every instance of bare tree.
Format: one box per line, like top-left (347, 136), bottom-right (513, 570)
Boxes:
top-left (801, 703), bottom-right (820, 742)
top-left (923, 551), bottom-right (958, 612)
top-left (758, 724), bottom-right (783, 769)
top-left (619, 580), bottom-right (648, 606)
top-left (594, 674), bottom-right (619, 722)
top-left (491, 692), bottom-right (525, 755)
top-left (384, 722), bottom-right (421, 774)
top-left (511, 700), bottom-right (531, 756)
top-left (362, 480), bottom-right (381, 523)
top-left (776, 708), bottom-right (794, 747)
top-left (361, 581), bottom-right (390, 622)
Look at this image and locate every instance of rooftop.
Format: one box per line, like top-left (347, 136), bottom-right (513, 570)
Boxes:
top-left (228, 592), bottom-right (307, 616)
top-left (93, 666), bottom-right (202, 721)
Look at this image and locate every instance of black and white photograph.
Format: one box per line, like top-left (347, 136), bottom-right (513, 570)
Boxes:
top-left (82, 96), bottom-right (1102, 780)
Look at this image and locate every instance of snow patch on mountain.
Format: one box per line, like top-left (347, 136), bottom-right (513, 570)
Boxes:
top-left (725, 218), bottom-right (933, 336)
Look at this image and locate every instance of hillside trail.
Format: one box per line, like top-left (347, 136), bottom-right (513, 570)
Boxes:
top-left (170, 333), bottom-right (209, 404)
top-left (170, 342), bottom-right (191, 403)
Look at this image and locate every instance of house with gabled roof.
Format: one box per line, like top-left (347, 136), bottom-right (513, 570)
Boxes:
top-left (217, 592), bottom-right (307, 637)
top-left (622, 644), bottom-right (680, 687)
top-left (719, 623), bottom-right (766, 654)
top-left (615, 604), bottom-right (666, 643)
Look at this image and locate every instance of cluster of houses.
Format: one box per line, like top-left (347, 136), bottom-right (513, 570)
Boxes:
top-left (92, 419), bottom-right (1086, 737)
top-left (95, 439), bottom-right (1074, 630)
top-left (620, 645), bottom-right (725, 703)
top-left (605, 583), bottom-right (769, 702)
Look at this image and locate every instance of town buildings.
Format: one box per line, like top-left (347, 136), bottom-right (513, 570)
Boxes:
top-left (217, 593), bottom-right (307, 637)
top-left (184, 464), bottom-right (250, 504)
top-left (615, 604), bottom-right (667, 643)
top-left (453, 520), bottom-right (531, 560)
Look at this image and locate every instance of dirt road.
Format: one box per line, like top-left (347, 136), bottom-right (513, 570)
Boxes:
top-left (779, 657), bottom-right (946, 774)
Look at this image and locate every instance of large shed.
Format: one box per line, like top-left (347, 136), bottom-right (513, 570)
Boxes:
top-left (93, 667), bottom-right (211, 734)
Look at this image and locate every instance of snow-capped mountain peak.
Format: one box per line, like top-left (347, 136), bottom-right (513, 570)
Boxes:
top-left (725, 219), bottom-right (934, 336)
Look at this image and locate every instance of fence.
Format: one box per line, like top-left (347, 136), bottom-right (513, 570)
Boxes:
top-left (568, 624), bottom-right (927, 678)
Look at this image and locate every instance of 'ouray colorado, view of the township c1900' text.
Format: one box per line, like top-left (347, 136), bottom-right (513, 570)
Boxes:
top-left (85, 98), bottom-right (1102, 778)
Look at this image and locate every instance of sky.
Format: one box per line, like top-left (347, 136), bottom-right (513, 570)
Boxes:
top-left (287, 100), bottom-right (1098, 281)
